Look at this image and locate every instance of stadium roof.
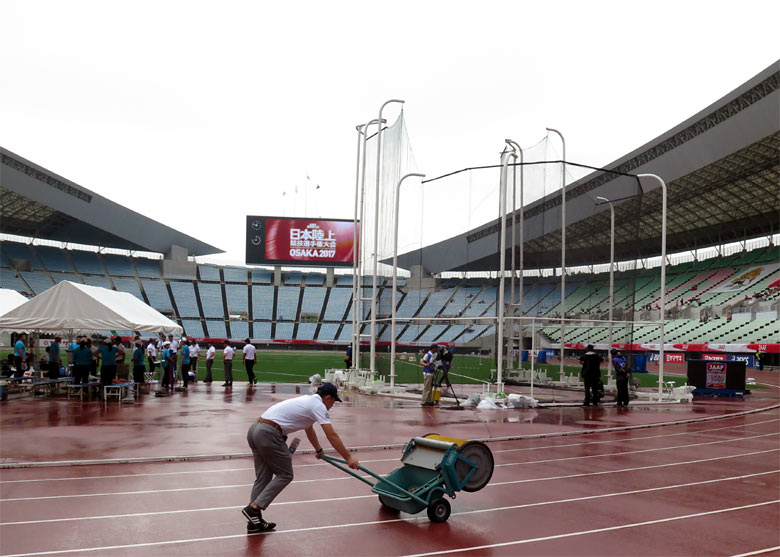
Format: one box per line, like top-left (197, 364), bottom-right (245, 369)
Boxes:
top-left (396, 61), bottom-right (779, 273)
top-left (0, 147), bottom-right (223, 256)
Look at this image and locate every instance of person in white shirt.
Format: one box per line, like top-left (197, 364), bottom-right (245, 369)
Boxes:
top-left (189, 342), bottom-right (200, 381)
top-left (146, 340), bottom-right (158, 378)
top-left (204, 342), bottom-right (216, 384)
top-left (242, 339), bottom-right (257, 386)
top-left (222, 343), bottom-right (235, 387)
top-left (242, 382), bottom-right (358, 533)
top-left (169, 335), bottom-right (179, 374)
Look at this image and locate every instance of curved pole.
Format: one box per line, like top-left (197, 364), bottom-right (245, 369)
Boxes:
top-left (596, 196), bottom-right (615, 383)
top-left (637, 174), bottom-right (667, 401)
top-left (354, 118), bottom-right (385, 370)
top-left (546, 128), bottom-right (566, 380)
top-left (496, 144), bottom-right (516, 394)
top-left (371, 99), bottom-right (404, 377)
top-left (506, 139), bottom-right (524, 371)
top-left (391, 172), bottom-right (425, 388)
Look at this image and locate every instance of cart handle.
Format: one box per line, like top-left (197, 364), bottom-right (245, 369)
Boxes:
top-left (320, 454), bottom-right (430, 506)
top-left (319, 454), bottom-right (377, 488)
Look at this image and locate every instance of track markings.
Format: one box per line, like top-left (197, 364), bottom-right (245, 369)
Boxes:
top-left (3, 472), bottom-right (777, 556)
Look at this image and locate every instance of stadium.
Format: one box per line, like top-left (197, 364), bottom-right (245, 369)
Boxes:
top-left (0, 61), bottom-right (778, 555)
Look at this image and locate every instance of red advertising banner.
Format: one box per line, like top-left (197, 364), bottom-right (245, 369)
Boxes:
top-left (246, 216), bottom-right (357, 267)
top-left (665, 353), bottom-right (685, 364)
top-left (702, 353), bottom-right (727, 361)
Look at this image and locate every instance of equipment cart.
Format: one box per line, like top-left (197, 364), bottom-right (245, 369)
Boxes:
top-left (322, 434), bottom-right (493, 522)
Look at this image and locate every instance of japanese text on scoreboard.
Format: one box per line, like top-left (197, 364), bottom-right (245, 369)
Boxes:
top-left (246, 216), bottom-right (358, 267)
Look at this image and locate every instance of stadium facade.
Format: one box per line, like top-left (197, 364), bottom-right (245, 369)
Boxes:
top-left (1, 62), bottom-right (778, 361)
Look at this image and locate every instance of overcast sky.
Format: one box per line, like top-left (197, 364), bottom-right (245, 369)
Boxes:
top-left (1, 0), bottom-right (777, 264)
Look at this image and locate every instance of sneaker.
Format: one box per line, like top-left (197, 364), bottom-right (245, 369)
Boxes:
top-left (242, 504), bottom-right (262, 525)
top-left (221, 383), bottom-right (229, 387)
top-left (247, 520), bottom-right (276, 533)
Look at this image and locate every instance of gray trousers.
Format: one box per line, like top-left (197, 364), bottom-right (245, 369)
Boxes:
top-left (247, 421), bottom-right (293, 509)
top-left (224, 359), bottom-right (233, 384)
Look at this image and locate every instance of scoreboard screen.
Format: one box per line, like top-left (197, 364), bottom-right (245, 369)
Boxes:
top-left (246, 216), bottom-right (358, 267)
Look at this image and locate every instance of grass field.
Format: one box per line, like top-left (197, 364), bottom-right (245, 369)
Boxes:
top-left (2, 348), bottom-right (702, 389)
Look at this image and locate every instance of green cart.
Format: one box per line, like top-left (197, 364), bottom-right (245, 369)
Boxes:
top-left (322, 434), bottom-right (493, 522)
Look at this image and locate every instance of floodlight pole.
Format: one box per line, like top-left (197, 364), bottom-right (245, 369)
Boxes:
top-left (391, 172), bottom-right (425, 388)
top-left (596, 196), bottom-right (615, 383)
top-left (352, 123), bottom-right (365, 370)
top-left (354, 118), bottom-right (385, 370)
top-left (496, 144), bottom-right (516, 394)
top-left (637, 174), bottom-right (667, 401)
top-left (371, 99), bottom-right (404, 378)
top-left (506, 139), bottom-right (524, 370)
top-left (547, 128), bottom-right (566, 380)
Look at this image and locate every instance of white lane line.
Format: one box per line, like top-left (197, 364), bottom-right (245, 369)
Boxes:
top-left (4, 418), bottom-right (777, 485)
top-left (4, 432), bottom-right (776, 502)
top-left (489, 448), bottom-right (780, 487)
top-left (6, 404), bottom-right (777, 470)
top-left (497, 432), bottom-right (779, 468)
top-left (2, 448), bottom-right (776, 526)
top-left (732, 546), bottom-right (780, 557)
top-left (402, 499), bottom-right (780, 557)
top-left (496, 418), bottom-right (780, 454)
top-left (3, 473), bottom-right (777, 556)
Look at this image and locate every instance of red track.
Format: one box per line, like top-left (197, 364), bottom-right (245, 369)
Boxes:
top-left (1, 372), bottom-right (778, 556)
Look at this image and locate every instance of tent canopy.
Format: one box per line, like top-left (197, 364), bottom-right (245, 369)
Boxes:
top-left (0, 289), bottom-right (29, 316)
top-left (0, 281), bottom-right (183, 334)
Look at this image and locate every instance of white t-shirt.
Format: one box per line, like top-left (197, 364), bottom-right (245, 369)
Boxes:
top-left (206, 346), bottom-right (216, 360)
top-left (242, 344), bottom-right (256, 361)
top-left (190, 344), bottom-right (200, 358)
top-left (147, 343), bottom-right (157, 358)
top-left (224, 345), bottom-right (235, 360)
top-left (261, 394), bottom-right (331, 435)
top-left (170, 340), bottom-right (179, 353)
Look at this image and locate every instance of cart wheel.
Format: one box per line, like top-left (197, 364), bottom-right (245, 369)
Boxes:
top-left (378, 495), bottom-right (400, 512)
top-left (456, 440), bottom-right (494, 492)
top-left (426, 497), bottom-right (451, 523)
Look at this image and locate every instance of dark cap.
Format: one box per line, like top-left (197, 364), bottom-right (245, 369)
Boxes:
top-left (430, 343), bottom-right (439, 351)
top-left (317, 382), bottom-right (342, 402)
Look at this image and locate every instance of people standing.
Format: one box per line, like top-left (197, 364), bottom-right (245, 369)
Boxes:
top-left (242, 382), bottom-right (358, 533)
top-left (180, 339), bottom-right (191, 389)
top-left (344, 344), bottom-right (352, 369)
top-left (114, 337), bottom-right (127, 380)
top-left (161, 341), bottom-right (174, 388)
top-left (223, 342), bottom-right (235, 387)
top-left (755, 351), bottom-right (763, 371)
top-left (132, 341), bottom-right (146, 384)
top-left (420, 343), bottom-right (438, 407)
top-left (190, 341), bottom-right (200, 380)
top-left (146, 339), bottom-right (158, 378)
top-left (204, 342), bottom-right (216, 383)
top-left (243, 339), bottom-right (257, 386)
top-left (611, 349), bottom-right (630, 407)
top-left (13, 333), bottom-right (27, 378)
top-left (48, 336), bottom-right (62, 380)
top-left (72, 338), bottom-right (92, 385)
top-left (580, 344), bottom-right (604, 406)
top-left (98, 339), bottom-right (118, 387)
top-left (169, 335), bottom-right (179, 376)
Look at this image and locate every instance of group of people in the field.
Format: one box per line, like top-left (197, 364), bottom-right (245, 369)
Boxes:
top-left (5, 333), bottom-right (260, 390)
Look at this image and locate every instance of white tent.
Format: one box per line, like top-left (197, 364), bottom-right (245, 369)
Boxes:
top-left (0, 281), bottom-right (183, 334)
top-left (0, 289), bottom-right (28, 315)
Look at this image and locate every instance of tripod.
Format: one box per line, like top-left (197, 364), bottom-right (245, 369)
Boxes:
top-left (433, 359), bottom-right (462, 409)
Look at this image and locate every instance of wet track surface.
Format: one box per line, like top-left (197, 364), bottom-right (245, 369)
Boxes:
top-left (1, 371), bottom-right (778, 556)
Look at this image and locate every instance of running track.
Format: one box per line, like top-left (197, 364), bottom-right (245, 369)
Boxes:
top-left (1, 406), bottom-right (778, 556)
